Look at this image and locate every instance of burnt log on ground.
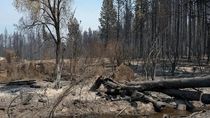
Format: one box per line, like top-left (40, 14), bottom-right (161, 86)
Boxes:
top-left (91, 76), bottom-right (210, 92)
top-left (6, 80), bottom-right (36, 86)
top-left (90, 76), bottom-right (210, 111)
top-left (131, 91), bottom-right (176, 111)
top-left (125, 76), bottom-right (210, 91)
top-left (160, 89), bottom-right (210, 104)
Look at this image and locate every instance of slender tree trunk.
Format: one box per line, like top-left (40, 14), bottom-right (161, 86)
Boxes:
top-left (54, 22), bottom-right (62, 89)
top-left (174, 1), bottom-right (180, 74)
top-left (116, 0), bottom-right (120, 42)
top-left (55, 41), bottom-right (62, 89)
top-left (207, 23), bottom-right (210, 63)
top-left (203, 1), bottom-right (207, 58)
top-left (188, 1), bottom-right (192, 61)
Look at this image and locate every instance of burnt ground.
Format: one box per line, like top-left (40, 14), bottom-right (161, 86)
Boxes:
top-left (0, 58), bottom-right (210, 118)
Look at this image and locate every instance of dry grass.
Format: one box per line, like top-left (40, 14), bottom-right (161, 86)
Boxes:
top-left (114, 63), bottom-right (135, 83)
top-left (0, 61), bottom-right (54, 83)
top-left (0, 58), bottom-right (112, 83)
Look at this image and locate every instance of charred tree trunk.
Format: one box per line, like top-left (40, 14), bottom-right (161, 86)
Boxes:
top-left (54, 24), bottom-right (62, 89)
top-left (188, 1), bottom-right (192, 61)
top-left (90, 75), bottom-right (210, 111)
top-left (160, 89), bottom-right (210, 104)
top-left (207, 23), bottom-right (210, 63)
top-left (126, 76), bottom-right (210, 91)
top-left (91, 76), bottom-right (210, 93)
top-left (55, 43), bottom-right (62, 89)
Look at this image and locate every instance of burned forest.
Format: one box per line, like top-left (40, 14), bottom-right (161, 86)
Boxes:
top-left (0, 0), bottom-right (210, 118)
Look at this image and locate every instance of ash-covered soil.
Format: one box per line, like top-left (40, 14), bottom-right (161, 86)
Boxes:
top-left (0, 79), bottom-right (155, 118)
top-left (0, 58), bottom-right (210, 118)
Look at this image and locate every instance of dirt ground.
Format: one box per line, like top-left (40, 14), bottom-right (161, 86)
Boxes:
top-left (0, 78), bottom-right (155, 118)
top-left (0, 58), bottom-right (210, 118)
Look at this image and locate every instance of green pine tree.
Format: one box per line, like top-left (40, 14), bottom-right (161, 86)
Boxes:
top-left (99, 0), bottom-right (117, 46)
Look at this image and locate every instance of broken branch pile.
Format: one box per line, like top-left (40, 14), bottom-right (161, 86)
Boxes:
top-left (90, 75), bottom-right (210, 111)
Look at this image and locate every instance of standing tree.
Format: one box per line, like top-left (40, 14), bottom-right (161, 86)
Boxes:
top-left (99, 0), bottom-right (117, 46)
top-left (188, 0), bottom-right (192, 61)
top-left (4, 28), bottom-right (8, 50)
top-left (0, 34), bottom-right (3, 56)
top-left (67, 17), bottom-right (81, 74)
top-left (13, 0), bottom-right (73, 88)
top-left (133, 0), bottom-right (147, 58)
top-left (115, 0), bottom-right (124, 41)
top-left (123, 0), bottom-right (133, 58)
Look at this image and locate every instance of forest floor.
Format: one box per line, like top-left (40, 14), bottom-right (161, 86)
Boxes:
top-left (0, 57), bottom-right (210, 118)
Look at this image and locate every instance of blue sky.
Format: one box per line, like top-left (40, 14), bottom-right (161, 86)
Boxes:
top-left (74, 0), bottom-right (101, 31)
top-left (0, 0), bottom-right (102, 34)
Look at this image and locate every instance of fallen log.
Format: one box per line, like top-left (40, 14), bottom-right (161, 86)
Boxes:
top-left (131, 91), bottom-right (176, 111)
top-left (160, 89), bottom-right (210, 104)
top-left (90, 76), bottom-right (210, 105)
top-left (91, 76), bottom-right (210, 92)
top-left (89, 76), bottom-right (103, 91)
top-left (107, 90), bottom-right (177, 112)
top-left (6, 80), bottom-right (36, 86)
top-left (125, 76), bottom-right (210, 91)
